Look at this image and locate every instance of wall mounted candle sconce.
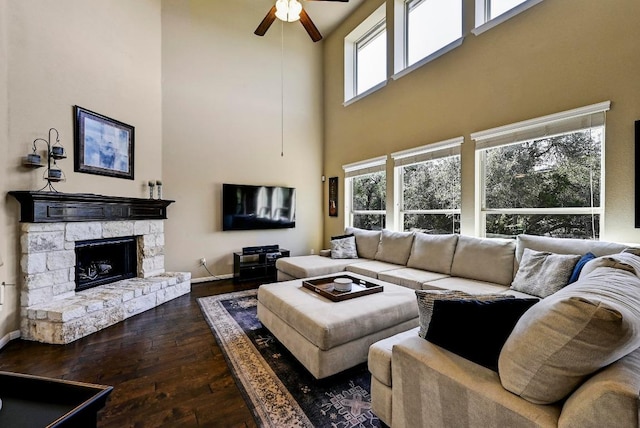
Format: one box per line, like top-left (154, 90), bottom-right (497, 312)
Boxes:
top-left (23, 128), bottom-right (67, 192)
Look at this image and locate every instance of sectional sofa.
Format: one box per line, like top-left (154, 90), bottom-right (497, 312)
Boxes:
top-left (275, 228), bottom-right (640, 427)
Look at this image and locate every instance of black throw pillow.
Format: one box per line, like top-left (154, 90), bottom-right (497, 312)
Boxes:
top-left (425, 298), bottom-right (538, 372)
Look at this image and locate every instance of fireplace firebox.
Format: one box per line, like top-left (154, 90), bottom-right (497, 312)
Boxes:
top-left (75, 237), bottom-right (137, 292)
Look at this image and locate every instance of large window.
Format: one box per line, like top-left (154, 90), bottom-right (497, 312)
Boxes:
top-left (405, 0), bottom-right (463, 68)
top-left (393, 138), bottom-right (462, 233)
top-left (344, 5), bottom-right (387, 103)
top-left (343, 156), bottom-right (387, 230)
top-left (473, 0), bottom-right (543, 35)
top-left (473, 102), bottom-right (610, 239)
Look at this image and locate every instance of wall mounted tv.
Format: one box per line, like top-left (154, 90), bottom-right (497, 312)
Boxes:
top-left (222, 183), bottom-right (296, 231)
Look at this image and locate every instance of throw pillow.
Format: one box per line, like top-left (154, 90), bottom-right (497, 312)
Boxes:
top-left (330, 234), bottom-right (358, 259)
top-left (567, 252), bottom-right (596, 284)
top-left (345, 227), bottom-right (381, 259)
top-left (415, 290), bottom-right (515, 339)
top-left (426, 298), bottom-right (538, 372)
top-left (499, 266), bottom-right (640, 404)
top-left (374, 229), bottom-right (415, 266)
top-left (510, 248), bottom-right (581, 298)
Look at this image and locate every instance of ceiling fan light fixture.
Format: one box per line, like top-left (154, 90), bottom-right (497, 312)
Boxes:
top-left (275, 0), bottom-right (302, 22)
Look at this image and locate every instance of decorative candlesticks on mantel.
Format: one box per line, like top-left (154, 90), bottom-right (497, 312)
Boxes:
top-left (148, 180), bottom-right (163, 200)
top-left (23, 128), bottom-right (67, 192)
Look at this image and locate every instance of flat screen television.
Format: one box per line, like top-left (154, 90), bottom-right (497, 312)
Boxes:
top-left (222, 183), bottom-right (296, 231)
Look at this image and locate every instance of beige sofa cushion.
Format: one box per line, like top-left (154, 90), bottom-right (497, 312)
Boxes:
top-left (378, 268), bottom-right (449, 290)
top-left (450, 236), bottom-right (516, 286)
top-left (275, 255), bottom-right (361, 279)
top-left (368, 327), bottom-right (419, 387)
top-left (346, 260), bottom-right (402, 279)
top-left (499, 266), bottom-right (640, 404)
top-left (406, 233), bottom-right (458, 274)
top-left (422, 276), bottom-right (511, 294)
top-left (510, 249), bottom-right (581, 298)
top-left (374, 229), bottom-right (415, 266)
top-left (515, 234), bottom-right (627, 265)
top-left (345, 227), bottom-right (381, 259)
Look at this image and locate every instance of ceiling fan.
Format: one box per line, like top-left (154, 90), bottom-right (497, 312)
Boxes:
top-left (254, 0), bottom-right (349, 43)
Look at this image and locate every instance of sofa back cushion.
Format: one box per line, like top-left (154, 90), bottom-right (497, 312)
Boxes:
top-left (406, 233), bottom-right (458, 274)
top-left (345, 227), bottom-right (381, 259)
top-left (374, 229), bottom-right (415, 266)
top-left (450, 235), bottom-right (515, 286)
top-left (515, 234), bottom-right (627, 266)
top-left (499, 265), bottom-right (640, 404)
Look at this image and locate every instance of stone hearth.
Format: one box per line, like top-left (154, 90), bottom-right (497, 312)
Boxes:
top-left (10, 192), bottom-right (190, 344)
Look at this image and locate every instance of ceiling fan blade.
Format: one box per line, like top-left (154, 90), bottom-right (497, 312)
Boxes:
top-left (299, 9), bottom-right (322, 42)
top-left (254, 6), bottom-right (277, 36)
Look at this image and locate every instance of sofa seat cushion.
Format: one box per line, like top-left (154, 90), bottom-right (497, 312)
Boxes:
top-left (345, 227), bottom-right (381, 259)
top-left (346, 260), bottom-right (403, 279)
top-left (374, 229), bottom-right (415, 266)
top-left (275, 255), bottom-right (363, 279)
top-left (392, 336), bottom-right (561, 428)
top-left (378, 268), bottom-right (449, 290)
top-left (424, 276), bottom-right (511, 294)
top-left (368, 327), bottom-right (419, 387)
top-left (450, 235), bottom-right (515, 286)
top-left (406, 233), bottom-right (458, 274)
top-left (499, 266), bottom-right (640, 404)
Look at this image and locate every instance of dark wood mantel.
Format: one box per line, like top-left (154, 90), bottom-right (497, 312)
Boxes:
top-left (9, 191), bottom-right (174, 223)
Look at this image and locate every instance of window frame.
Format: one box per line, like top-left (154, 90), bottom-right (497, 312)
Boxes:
top-left (472, 102), bottom-right (610, 239)
top-left (392, 137), bottom-right (463, 233)
top-left (472, 0), bottom-right (544, 36)
top-left (344, 5), bottom-right (387, 106)
top-left (343, 155), bottom-right (388, 230)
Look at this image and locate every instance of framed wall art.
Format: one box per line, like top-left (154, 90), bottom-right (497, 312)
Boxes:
top-left (74, 106), bottom-right (135, 180)
top-left (328, 176), bottom-right (338, 217)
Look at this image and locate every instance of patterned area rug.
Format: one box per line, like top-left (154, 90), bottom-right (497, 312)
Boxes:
top-left (198, 289), bottom-right (382, 428)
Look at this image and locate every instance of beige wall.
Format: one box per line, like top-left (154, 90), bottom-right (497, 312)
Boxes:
top-left (161, 0), bottom-right (324, 278)
top-left (323, 0), bottom-right (640, 244)
top-left (0, 0), bottom-right (162, 339)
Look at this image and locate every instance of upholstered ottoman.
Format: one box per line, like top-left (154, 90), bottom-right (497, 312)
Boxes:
top-left (257, 273), bottom-right (419, 379)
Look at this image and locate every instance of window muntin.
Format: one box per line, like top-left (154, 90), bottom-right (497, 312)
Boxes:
top-left (350, 171), bottom-right (386, 230)
top-left (405, 0), bottom-right (462, 67)
top-left (480, 127), bottom-right (603, 239)
top-left (356, 21), bottom-right (387, 95)
top-left (400, 156), bottom-right (461, 233)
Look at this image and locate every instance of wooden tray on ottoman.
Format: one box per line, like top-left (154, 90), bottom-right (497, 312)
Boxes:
top-left (302, 274), bottom-right (384, 302)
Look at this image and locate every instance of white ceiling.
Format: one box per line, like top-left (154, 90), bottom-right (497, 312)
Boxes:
top-left (302, 0), bottom-right (366, 37)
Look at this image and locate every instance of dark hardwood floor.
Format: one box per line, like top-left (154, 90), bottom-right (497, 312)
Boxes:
top-left (0, 279), bottom-right (260, 427)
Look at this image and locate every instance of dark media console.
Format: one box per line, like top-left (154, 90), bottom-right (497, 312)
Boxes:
top-left (233, 245), bottom-right (290, 283)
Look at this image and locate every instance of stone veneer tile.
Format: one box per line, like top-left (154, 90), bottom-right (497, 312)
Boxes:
top-left (102, 221), bottom-right (135, 238)
top-left (22, 231), bottom-right (65, 254)
top-left (21, 253), bottom-right (47, 274)
top-left (47, 250), bottom-right (76, 270)
top-left (65, 222), bottom-right (102, 242)
top-left (23, 273), bottom-right (191, 344)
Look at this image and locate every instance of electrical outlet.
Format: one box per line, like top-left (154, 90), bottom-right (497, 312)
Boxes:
top-left (199, 257), bottom-right (206, 266)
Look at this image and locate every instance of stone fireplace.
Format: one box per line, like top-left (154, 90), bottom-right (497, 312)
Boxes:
top-left (10, 191), bottom-right (191, 344)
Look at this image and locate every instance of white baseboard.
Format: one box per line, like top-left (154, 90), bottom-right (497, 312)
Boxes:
top-left (192, 274), bottom-right (233, 284)
top-left (0, 330), bottom-right (20, 350)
